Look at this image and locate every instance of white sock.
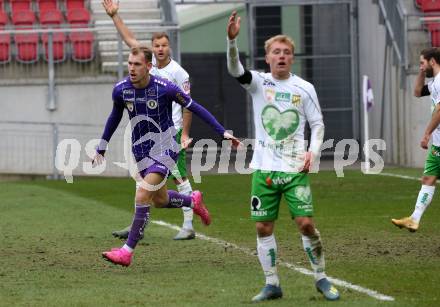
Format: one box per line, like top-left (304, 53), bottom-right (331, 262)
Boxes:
top-left (122, 244), bottom-right (134, 253)
top-left (257, 235), bottom-right (279, 286)
top-left (302, 229), bottom-right (326, 282)
top-left (411, 185), bottom-right (435, 223)
top-left (177, 180), bottom-right (193, 229)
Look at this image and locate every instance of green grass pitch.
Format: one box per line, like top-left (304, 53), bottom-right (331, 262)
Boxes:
top-left (1, 169), bottom-right (439, 306)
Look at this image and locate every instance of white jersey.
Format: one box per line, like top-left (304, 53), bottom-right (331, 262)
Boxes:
top-left (150, 57), bottom-right (190, 129)
top-left (428, 73), bottom-right (440, 146)
top-left (243, 71), bottom-right (324, 172)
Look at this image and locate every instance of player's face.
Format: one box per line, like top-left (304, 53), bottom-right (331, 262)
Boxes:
top-left (265, 41), bottom-right (294, 79)
top-left (128, 53), bottom-right (152, 85)
top-left (420, 55), bottom-right (434, 78)
top-left (152, 37), bottom-right (170, 63)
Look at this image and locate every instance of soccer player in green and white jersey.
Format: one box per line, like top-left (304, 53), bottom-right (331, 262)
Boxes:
top-left (103, 0), bottom-right (195, 240)
top-left (226, 11), bottom-right (339, 302)
top-left (392, 47), bottom-right (440, 232)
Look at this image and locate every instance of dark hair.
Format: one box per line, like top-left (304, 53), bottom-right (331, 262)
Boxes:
top-left (130, 46), bottom-right (152, 63)
top-left (421, 47), bottom-right (440, 64)
top-left (151, 32), bottom-right (169, 43)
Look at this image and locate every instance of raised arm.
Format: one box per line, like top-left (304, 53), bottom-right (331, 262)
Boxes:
top-left (226, 11), bottom-right (252, 84)
top-left (414, 69), bottom-right (429, 97)
top-left (102, 0), bottom-right (139, 48)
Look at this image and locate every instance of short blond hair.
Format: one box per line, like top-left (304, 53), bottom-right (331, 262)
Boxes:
top-left (264, 35), bottom-right (295, 54)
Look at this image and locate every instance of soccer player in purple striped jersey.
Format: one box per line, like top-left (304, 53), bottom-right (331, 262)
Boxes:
top-left (93, 46), bottom-right (240, 266)
top-left (103, 0), bottom-right (197, 240)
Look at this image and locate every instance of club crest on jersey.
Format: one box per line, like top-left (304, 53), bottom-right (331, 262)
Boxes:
top-left (261, 105), bottom-right (300, 141)
top-left (291, 94), bottom-right (301, 106)
top-left (147, 99), bottom-right (158, 109)
top-left (265, 88), bottom-right (276, 103)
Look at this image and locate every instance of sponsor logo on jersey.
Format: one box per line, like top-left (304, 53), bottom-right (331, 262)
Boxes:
top-left (250, 196), bottom-right (267, 216)
top-left (271, 176), bottom-right (293, 185)
top-left (182, 80), bottom-right (191, 94)
top-left (123, 89), bottom-right (134, 96)
top-left (291, 94), bottom-right (301, 106)
top-left (147, 99), bottom-right (158, 109)
top-left (123, 89), bottom-right (135, 111)
top-left (147, 88), bottom-right (156, 96)
top-left (275, 92), bottom-right (291, 103)
top-left (251, 196), bottom-right (261, 211)
top-left (136, 97), bottom-right (146, 102)
top-left (263, 79), bottom-right (275, 87)
top-left (125, 101), bottom-right (134, 112)
top-left (176, 92), bottom-right (187, 105)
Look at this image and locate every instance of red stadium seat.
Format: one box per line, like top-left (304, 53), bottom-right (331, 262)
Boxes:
top-left (432, 31), bottom-right (440, 46)
top-left (0, 33), bottom-right (11, 63)
top-left (421, 0), bottom-right (440, 12)
top-left (70, 30), bottom-right (94, 61)
top-left (40, 9), bottom-right (63, 26)
top-left (15, 33), bottom-right (39, 63)
top-left (66, 8), bottom-right (90, 27)
top-left (10, 0), bottom-right (31, 13)
top-left (415, 0), bottom-right (423, 8)
top-left (42, 32), bottom-right (66, 62)
top-left (11, 10), bottom-right (35, 27)
top-left (0, 10), bottom-right (8, 28)
top-left (65, 0), bottom-right (85, 11)
top-left (37, 0), bottom-right (58, 12)
top-left (426, 22), bottom-right (440, 46)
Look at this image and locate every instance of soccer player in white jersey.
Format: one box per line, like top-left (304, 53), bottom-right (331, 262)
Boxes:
top-left (102, 0), bottom-right (196, 240)
top-left (226, 11), bottom-right (339, 302)
top-left (392, 47), bottom-right (440, 232)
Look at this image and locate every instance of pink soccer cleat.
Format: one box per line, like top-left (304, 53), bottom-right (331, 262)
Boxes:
top-left (102, 247), bottom-right (132, 267)
top-left (191, 191), bottom-right (211, 226)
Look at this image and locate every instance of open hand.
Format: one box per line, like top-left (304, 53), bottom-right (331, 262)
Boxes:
top-left (102, 0), bottom-right (119, 17)
top-left (92, 153), bottom-right (105, 167)
top-left (181, 134), bottom-right (193, 150)
top-left (224, 131), bottom-right (243, 149)
top-left (227, 11), bottom-right (241, 40)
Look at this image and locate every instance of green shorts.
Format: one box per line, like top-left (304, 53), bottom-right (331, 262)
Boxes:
top-left (250, 170), bottom-right (313, 221)
top-left (170, 129), bottom-right (188, 180)
top-left (423, 144), bottom-right (440, 177)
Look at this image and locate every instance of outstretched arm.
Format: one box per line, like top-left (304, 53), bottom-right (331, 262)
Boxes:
top-left (102, 0), bottom-right (139, 48)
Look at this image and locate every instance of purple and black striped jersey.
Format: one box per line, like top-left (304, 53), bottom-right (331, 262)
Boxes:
top-left (98, 74), bottom-right (225, 163)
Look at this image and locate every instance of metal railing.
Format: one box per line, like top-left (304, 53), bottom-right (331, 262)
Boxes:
top-left (0, 121), bottom-right (129, 178)
top-left (378, 0), bottom-right (409, 70)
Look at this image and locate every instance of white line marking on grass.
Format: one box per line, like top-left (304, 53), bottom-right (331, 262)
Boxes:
top-left (377, 172), bottom-right (421, 181)
top-left (152, 220), bottom-right (395, 301)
